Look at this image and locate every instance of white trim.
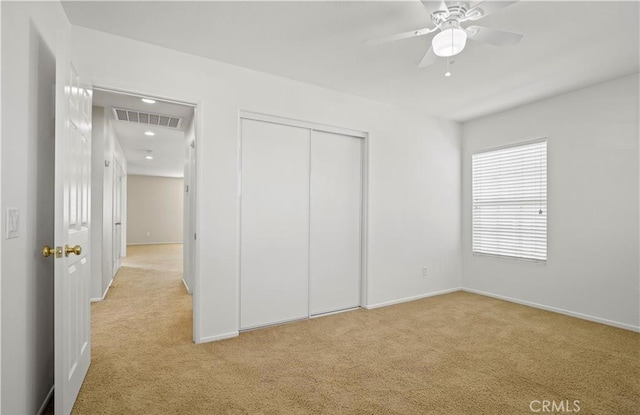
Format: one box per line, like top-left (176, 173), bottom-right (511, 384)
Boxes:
top-left (363, 287), bottom-right (462, 310)
top-left (307, 128), bottom-right (312, 319)
top-left (182, 278), bottom-right (191, 294)
top-left (192, 101), bottom-right (202, 344)
top-left (90, 278), bottom-right (113, 302)
top-left (463, 288), bottom-right (640, 333)
top-left (36, 385), bottom-right (54, 415)
top-left (196, 331), bottom-right (239, 344)
top-left (360, 133), bottom-right (369, 307)
top-left (126, 241), bottom-right (183, 246)
top-left (236, 115), bottom-right (243, 331)
top-left (472, 136), bottom-right (548, 156)
top-left (0, 2), bottom-right (3, 407)
top-left (92, 86), bottom-right (196, 108)
top-left (239, 110), bottom-right (366, 139)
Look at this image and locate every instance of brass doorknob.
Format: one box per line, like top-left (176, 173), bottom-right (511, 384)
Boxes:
top-left (42, 246), bottom-right (56, 258)
top-left (65, 245), bottom-right (82, 257)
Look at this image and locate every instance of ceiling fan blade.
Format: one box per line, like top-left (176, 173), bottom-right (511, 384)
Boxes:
top-left (466, 1), bottom-right (518, 20)
top-left (420, 0), bottom-right (450, 15)
top-left (364, 27), bottom-right (436, 46)
top-left (466, 25), bottom-right (523, 47)
top-left (418, 46), bottom-right (438, 68)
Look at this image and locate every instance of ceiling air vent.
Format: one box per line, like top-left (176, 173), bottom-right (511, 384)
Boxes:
top-left (112, 108), bottom-right (183, 129)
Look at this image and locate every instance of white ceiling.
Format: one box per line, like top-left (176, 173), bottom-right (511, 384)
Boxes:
top-left (93, 89), bottom-right (194, 177)
top-left (64, 1), bottom-right (639, 122)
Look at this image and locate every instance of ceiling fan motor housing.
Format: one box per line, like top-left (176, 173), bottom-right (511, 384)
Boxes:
top-left (431, 2), bottom-right (483, 27)
top-left (432, 4), bottom-right (468, 26)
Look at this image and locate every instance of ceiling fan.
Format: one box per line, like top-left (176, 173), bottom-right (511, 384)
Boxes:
top-left (365, 0), bottom-right (523, 68)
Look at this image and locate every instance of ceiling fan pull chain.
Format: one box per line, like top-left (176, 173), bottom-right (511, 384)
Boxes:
top-left (451, 27), bottom-right (454, 56)
top-left (445, 57), bottom-right (452, 77)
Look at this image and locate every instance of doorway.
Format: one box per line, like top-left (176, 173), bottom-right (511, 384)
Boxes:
top-left (89, 88), bottom-right (197, 336)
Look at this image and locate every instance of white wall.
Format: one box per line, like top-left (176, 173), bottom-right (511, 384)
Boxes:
top-left (462, 74), bottom-right (640, 331)
top-left (72, 25), bottom-right (462, 342)
top-left (127, 175), bottom-right (184, 245)
top-left (90, 107), bottom-right (127, 300)
top-left (1, 2), bottom-right (69, 413)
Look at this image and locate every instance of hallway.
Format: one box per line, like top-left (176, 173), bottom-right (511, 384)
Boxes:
top-left (73, 244), bottom-right (191, 413)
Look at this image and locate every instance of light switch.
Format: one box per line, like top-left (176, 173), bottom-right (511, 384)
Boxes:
top-left (6, 208), bottom-right (19, 239)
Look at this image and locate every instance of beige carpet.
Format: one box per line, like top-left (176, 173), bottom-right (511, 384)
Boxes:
top-left (72, 244), bottom-right (640, 414)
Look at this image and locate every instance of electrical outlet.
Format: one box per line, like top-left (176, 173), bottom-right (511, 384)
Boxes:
top-left (422, 266), bottom-right (428, 277)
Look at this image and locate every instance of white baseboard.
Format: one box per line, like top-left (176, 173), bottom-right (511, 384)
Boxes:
top-left (463, 288), bottom-right (640, 333)
top-left (363, 287), bottom-right (462, 310)
top-left (36, 385), bottom-right (54, 415)
top-left (194, 287), bottom-right (638, 346)
top-left (127, 241), bottom-right (183, 246)
top-left (196, 331), bottom-right (239, 344)
top-left (90, 278), bottom-right (114, 302)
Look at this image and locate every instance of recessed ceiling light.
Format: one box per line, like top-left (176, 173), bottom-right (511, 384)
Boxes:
top-left (141, 98), bottom-right (156, 104)
top-left (145, 155), bottom-right (154, 160)
top-left (144, 131), bottom-right (155, 136)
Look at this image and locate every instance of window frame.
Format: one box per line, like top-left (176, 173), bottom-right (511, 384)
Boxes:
top-left (471, 137), bottom-right (548, 264)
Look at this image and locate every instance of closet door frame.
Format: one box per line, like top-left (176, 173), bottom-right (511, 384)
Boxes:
top-left (237, 110), bottom-right (369, 328)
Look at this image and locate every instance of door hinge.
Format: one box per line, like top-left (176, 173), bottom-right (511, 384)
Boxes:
top-left (185, 185), bottom-right (189, 193)
top-left (194, 233), bottom-right (197, 240)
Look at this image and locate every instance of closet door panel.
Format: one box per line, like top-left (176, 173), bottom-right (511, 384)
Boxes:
top-left (240, 119), bottom-right (310, 329)
top-left (310, 131), bottom-right (362, 315)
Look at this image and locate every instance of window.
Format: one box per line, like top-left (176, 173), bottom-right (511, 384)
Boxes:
top-left (472, 139), bottom-right (547, 262)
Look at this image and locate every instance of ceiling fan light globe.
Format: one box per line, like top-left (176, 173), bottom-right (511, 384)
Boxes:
top-left (432, 28), bottom-right (467, 57)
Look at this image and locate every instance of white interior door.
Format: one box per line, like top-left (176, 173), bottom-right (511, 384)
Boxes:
top-left (309, 131), bottom-right (362, 315)
top-left (112, 159), bottom-right (122, 275)
top-left (183, 137), bottom-right (196, 294)
top-left (54, 31), bottom-right (92, 415)
top-left (188, 138), bottom-right (196, 293)
top-left (240, 119), bottom-right (310, 329)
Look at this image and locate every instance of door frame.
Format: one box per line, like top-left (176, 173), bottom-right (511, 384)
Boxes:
top-left (237, 110), bottom-right (370, 329)
top-left (91, 84), bottom-right (202, 343)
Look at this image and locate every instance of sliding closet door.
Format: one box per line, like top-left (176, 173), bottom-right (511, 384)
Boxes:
top-left (240, 119), bottom-right (310, 329)
top-left (309, 131), bottom-right (362, 315)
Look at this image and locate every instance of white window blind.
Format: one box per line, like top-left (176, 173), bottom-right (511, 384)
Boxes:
top-left (472, 140), bottom-right (547, 262)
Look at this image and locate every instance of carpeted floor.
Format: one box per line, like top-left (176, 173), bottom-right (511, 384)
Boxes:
top-left (71, 244), bottom-right (640, 414)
